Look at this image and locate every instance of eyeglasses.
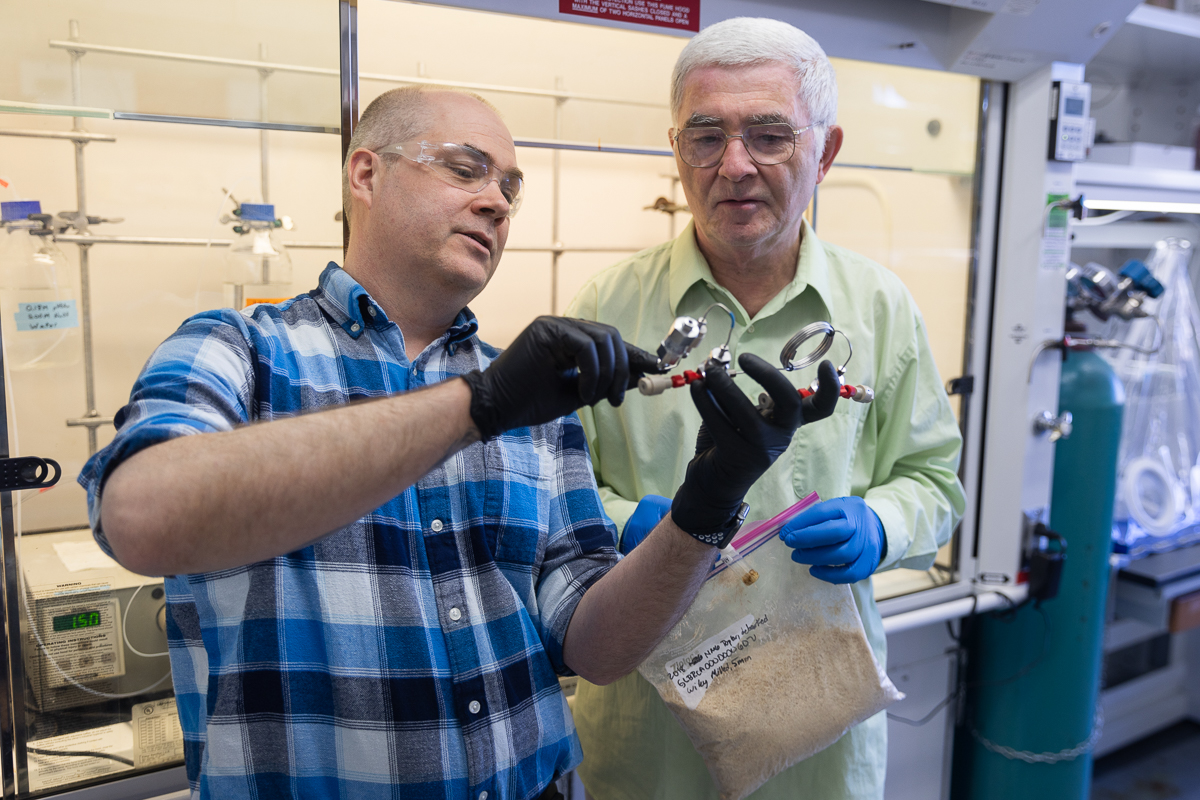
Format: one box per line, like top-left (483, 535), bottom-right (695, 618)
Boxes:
top-left (374, 141), bottom-right (524, 218)
top-left (672, 123), bottom-right (816, 169)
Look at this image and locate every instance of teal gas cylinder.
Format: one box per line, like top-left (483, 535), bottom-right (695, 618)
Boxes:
top-left (954, 348), bottom-right (1124, 800)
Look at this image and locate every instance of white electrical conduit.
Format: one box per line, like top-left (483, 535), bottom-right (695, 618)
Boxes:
top-left (882, 589), bottom-right (1027, 635)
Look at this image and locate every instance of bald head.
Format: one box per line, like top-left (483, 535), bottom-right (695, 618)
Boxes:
top-left (341, 86), bottom-right (499, 226)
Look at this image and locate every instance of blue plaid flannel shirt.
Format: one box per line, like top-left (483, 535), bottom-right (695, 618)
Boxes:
top-left (79, 264), bottom-right (621, 800)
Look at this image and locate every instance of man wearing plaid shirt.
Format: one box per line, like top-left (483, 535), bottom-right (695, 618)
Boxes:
top-left (80, 87), bottom-right (836, 800)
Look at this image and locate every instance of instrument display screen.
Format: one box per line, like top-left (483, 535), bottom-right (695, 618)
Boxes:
top-left (52, 610), bottom-right (101, 632)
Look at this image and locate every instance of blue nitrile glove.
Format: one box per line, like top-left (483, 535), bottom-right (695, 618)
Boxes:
top-left (779, 496), bottom-right (889, 584)
top-left (620, 494), bottom-right (672, 555)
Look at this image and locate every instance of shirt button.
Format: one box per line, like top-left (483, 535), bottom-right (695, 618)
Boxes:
top-left (747, 325), bottom-right (755, 333)
top-left (367, 306), bottom-right (377, 317)
top-left (350, 322), bottom-right (360, 332)
top-left (469, 700), bottom-right (481, 714)
top-left (479, 793), bottom-right (488, 800)
top-left (431, 519), bottom-right (443, 532)
top-left (449, 607), bottom-right (462, 622)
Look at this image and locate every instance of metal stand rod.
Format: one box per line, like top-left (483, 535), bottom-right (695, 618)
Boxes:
top-left (259, 43), bottom-right (270, 205)
top-left (0, 129), bottom-right (115, 143)
top-left (68, 21), bottom-right (101, 456)
top-left (51, 235), bottom-right (637, 253)
top-left (514, 137), bottom-right (671, 157)
top-left (550, 79), bottom-right (564, 315)
top-left (339, 0), bottom-right (358, 252)
top-left (53, 234), bottom-right (334, 248)
top-left (47, 39), bottom-right (667, 108)
top-left (259, 43), bottom-right (272, 287)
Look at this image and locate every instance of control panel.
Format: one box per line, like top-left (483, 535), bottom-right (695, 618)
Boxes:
top-left (20, 528), bottom-right (170, 711)
top-left (1049, 80), bottom-right (1092, 162)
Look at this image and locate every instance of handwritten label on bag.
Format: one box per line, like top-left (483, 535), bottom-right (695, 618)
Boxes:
top-left (665, 614), bottom-right (768, 711)
top-left (15, 301), bottom-right (78, 331)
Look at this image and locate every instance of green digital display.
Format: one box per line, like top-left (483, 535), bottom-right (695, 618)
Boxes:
top-left (52, 610), bottom-right (101, 632)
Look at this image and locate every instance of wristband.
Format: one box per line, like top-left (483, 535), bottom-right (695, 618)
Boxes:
top-left (684, 502), bottom-right (750, 548)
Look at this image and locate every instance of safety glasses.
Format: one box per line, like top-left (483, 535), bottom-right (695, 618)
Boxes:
top-left (672, 123), bottom-right (816, 168)
top-left (375, 141), bottom-right (524, 218)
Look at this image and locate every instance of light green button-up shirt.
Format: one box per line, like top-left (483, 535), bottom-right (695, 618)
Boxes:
top-left (565, 219), bottom-right (965, 800)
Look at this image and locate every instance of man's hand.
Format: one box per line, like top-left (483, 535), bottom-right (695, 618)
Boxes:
top-left (670, 353), bottom-right (839, 541)
top-left (798, 359), bottom-right (841, 424)
top-left (620, 494), bottom-right (672, 554)
top-left (780, 496), bottom-right (887, 584)
top-left (462, 316), bottom-right (658, 439)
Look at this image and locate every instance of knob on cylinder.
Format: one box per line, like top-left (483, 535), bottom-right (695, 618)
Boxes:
top-left (656, 316), bottom-right (703, 370)
top-left (849, 385), bottom-right (874, 403)
top-left (638, 374), bottom-right (676, 396)
top-left (1033, 410), bottom-right (1073, 442)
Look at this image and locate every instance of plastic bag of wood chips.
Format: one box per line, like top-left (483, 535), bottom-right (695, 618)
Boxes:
top-left (638, 492), bottom-right (903, 800)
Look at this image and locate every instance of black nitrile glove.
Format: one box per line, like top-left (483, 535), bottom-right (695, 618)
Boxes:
top-left (801, 359), bottom-right (842, 424)
top-left (670, 355), bottom-right (841, 543)
top-left (462, 316), bottom-right (659, 439)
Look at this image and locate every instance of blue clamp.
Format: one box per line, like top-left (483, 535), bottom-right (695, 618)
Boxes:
top-left (1119, 259), bottom-right (1165, 299)
top-left (1, 200), bottom-right (42, 222)
top-left (238, 203), bottom-right (276, 222)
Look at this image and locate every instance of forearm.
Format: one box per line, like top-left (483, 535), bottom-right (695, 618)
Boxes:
top-left (101, 378), bottom-right (479, 576)
top-left (867, 463), bottom-right (964, 572)
top-left (562, 514), bottom-right (713, 685)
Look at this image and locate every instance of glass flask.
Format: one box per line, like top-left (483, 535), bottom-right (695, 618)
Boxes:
top-left (0, 201), bottom-right (82, 371)
top-left (223, 203), bottom-right (293, 308)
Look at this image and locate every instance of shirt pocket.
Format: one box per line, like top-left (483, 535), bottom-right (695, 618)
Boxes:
top-left (483, 433), bottom-right (550, 569)
top-left (791, 401), bottom-right (869, 501)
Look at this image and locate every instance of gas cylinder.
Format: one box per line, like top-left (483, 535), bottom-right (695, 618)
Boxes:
top-left (955, 347), bottom-right (1124, 799)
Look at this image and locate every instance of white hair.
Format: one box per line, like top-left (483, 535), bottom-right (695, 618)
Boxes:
top-left (670, 17), bottom-right (838, 134)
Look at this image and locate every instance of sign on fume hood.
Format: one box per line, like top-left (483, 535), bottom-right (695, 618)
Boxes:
top-left (559, 0), bottom-right (700, 31)
top-left (481, 0), bottom-right (1146, 82)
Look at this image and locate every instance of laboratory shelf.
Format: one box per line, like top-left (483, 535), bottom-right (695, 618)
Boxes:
top-left (1075, 162), bottom-right (1200, 205)
top-left (1090, 4), bottom-right (1200, 83)
top-left (1072, 221), bottom-right (1199, 249)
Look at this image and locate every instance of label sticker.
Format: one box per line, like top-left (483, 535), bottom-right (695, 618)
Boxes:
top-left (133, 697), bottom-right (184, 768)
top-left (665, 613), bottom-right (768, 710)
top-left (958, 49), bottom-right (1035, 71)
top-left (1001, 0), bottom-right (1039, 15)
top-left (27, 722), bottom-right (132, 791)
top-left (15, 300), bottom-right (78, 331)
top-left (1039, 193), bottom-right (1069, 271)
top-left (559, 0), bottom-right (700, 32)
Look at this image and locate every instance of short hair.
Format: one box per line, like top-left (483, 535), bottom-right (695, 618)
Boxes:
top-left (340, 86), bottom-right (496, 225)
top-left (670, 18), bottom-right (838, 136)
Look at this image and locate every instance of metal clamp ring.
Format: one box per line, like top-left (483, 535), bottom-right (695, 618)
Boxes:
top-left (779, 321), bottom-right (836, 371)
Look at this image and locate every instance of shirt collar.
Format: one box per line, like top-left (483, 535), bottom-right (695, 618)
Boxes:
top-left (667, 217), bottom-right (836, 323)
top-left (316, 262), bottom-right (479, 347)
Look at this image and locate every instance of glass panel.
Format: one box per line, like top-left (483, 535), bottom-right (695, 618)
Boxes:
top-left (359, 0), bottom-right (686, 338)
top-left (831, 58), bottom-right (980, 175)
top-left (816, 64), bottom-right (982, 601)
top-left (0, 1), bottom-right (340, 794)
top-left (1, 0), bottom-right (339, 127)
top-left (357, 2), bottom-right (980, 605)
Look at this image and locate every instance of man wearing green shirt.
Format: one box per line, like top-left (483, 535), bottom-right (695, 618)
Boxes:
top-left (565, 17), bottom-right (966, 800)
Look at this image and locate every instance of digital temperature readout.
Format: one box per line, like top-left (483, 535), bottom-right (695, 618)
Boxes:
top-left (52, 610), bottom-right (102, 632)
